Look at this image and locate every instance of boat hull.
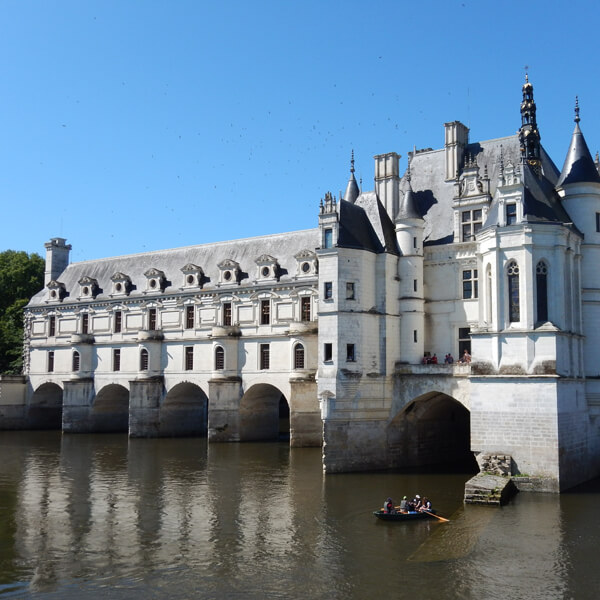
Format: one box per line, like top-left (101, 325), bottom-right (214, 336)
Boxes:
top-left (372, 509), bottom-right (437, 522)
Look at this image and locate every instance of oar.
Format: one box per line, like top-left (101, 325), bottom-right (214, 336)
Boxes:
top-left (422, 510), bottom-right (449, 522)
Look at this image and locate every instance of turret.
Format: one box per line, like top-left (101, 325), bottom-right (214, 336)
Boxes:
top-left (44, 238), bottom-right (71, 286)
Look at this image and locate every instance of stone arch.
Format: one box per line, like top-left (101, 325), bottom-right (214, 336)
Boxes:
top-left (239, 383), bottom-right (289, 442)
top-left (29, 382), bottom-right (63, 429)
top-left (387, 390), bottom-right (476, 471)
top-left (161, 382), bottom-right (208, 437)
top-left (92, 384), bottom-right (129, 432)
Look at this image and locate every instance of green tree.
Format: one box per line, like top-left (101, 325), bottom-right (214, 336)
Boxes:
top-left (0, 250), bottom-right (45, 374)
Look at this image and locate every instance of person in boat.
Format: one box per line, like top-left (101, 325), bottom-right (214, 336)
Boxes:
top-left (383, 497), bottom-right (395, 514)
top-left (412, 494), bottom-right (422, 511)
top-left (419, 497), bottom-right (432, 513)
top-left (399, 496), bottom-right (408, 512)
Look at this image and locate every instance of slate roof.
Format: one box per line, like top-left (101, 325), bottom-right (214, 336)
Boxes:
top-left (556, 122), bottom-right (600, 187)
top-left (28, 229), bottom-right (320, 307)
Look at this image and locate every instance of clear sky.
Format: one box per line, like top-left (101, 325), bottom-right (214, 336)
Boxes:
top-left (2, 0), bottom-right (600, 262)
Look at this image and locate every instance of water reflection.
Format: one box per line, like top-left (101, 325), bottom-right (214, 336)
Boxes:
top-left (0, 432), bottom-right (599, 599)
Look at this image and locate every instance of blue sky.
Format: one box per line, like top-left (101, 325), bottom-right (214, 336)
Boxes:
top-left (2, 0), bottom-right (600, 262)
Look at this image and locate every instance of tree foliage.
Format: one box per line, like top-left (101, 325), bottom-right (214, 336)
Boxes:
top-left (0, 250), bottom-right (45, 374)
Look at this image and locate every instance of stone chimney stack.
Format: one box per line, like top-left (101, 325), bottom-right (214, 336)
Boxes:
top-left (44, 237), bottom-right (71, 285)
top-left (444, 121), bottom-right (469, 181)
top-left (374, 152), bottom-right (400, 219)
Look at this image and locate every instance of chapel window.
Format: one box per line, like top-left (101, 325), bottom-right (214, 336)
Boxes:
top-left (536, 261), bottom-right (548, 323)
top-left (507, 260), bottom-right (520, 322)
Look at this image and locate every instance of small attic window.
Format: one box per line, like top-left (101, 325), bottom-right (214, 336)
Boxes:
top-left (262, 266), bottom-right (270, 277)
top-left (78, 276), bottom-right (98, 299)
top-left (180, 263), bottom-right (204, 289)
top-left (217, 259), bottom-right (240, 286)
top-left (144, 268), bottom-right (166, 293)
top-left (301, 262), bottom-right (310, 273)
top-left (46, 280), bottom-right (67, 302)
top-left (110, 272), bottom-right (132, 296)
top-left (255, 254), bottom-right (279, 282)
top-left (294, 250), bottom-right (318, 277)
top-left (224, 271), bottom-right (232, 281)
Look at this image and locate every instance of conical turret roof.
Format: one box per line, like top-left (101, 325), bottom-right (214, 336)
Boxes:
top-left (344, 150), bottom-right (360, 204)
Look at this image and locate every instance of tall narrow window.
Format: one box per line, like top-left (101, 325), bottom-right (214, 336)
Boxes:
top-left (413, 330), bottom-right (418, 343)
top-left (486, 265), bottom-right (492, 324)
top-left (536, 261), bottom-right (548, 323)
top-left (215, 346), bottom-right (225, 370)
top-left (346, 282), bottom-right (355, 300)
top-left (596, 212), bottom-right (600, 233)
top-left (324, 228), bottom-right (333, 248)
top-left (140, 348), bottom-right (149, 371)
top-left (185, 346), bottom-right (194, 370)
top-left (294, 343), bottom-right (305, 369)
top-left (72, 351), bottom-right (80, 372)
top-left (81, 313), bottom-right (89, 334)
top-left (113, 349), bottom-right (121, 372)
top-left (223, 302), bottom-right (232, 326)
top-left (114, 311), bottom-right (122, 333)
top-left (461, 209), bottom-right (483, 241)
top-left (148, 308), bottom-right (157, 330)
top-left (324, 282), bottom-right (333, 300)
top-left (48, 351), bottom-right (54, 373)
top-left (346, 344), bottom-right (356, 362)
top-left (413, 279), bottom-right (418, 292)
top-left (324, 343), bottom-right (333, 362)
top-left (260, 344), bottom-right (270, 370)
top-left (507, 260), bottom-right (520, 322)
top-left (185, 305), bottom-right (195, 329)
top-left (458, 327), bottom-right (471, 357)
top-left (301, 296), bottom-right (311, 322)
top-left (49, 316), bottom-right (56, 337)
top-left (462, 269), bottom-right (479, 299)
top-left (260, 300), bottom-right (270, 325)
top-left (506, 203), bottom-right (517, 225)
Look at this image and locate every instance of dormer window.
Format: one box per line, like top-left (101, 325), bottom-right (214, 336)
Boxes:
top-left (78, 276), bottom-right (99, 299)
top-left (144, 268), bottom-right (166, 293)
top-left (294, 250), bottom-right (318, 277)
top-left (506, 203), bottom-right (517, 225)
top-left (217, 259), bottom-right (240, 286)
top-left (180, 263), bottom-right (204, 289)
top-left (110, 272), bottom-right (132, 296)
top-left (255, 254), bottom-right (279, 282)
top-left (46, 280), bottom-right (67, 302)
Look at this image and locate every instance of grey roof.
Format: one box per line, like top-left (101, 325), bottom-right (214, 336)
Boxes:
top-left (404, 134), bottom-right (560, 245)
top-left (556, 123), bottom-right (600, 187)
top-left (397, 183), bottom-right (422, 220)
top-left (344, 171), bottom-right (360, 204)
top-left (28, 229), bottom-right (320, 307)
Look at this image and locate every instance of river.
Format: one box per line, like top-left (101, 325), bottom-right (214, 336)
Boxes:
top-left (0, 431), bottom-right (598, 599)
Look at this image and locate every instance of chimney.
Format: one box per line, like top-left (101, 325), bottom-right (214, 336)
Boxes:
top-left (444, 121), bottom-right (469, 181)
top-left (44, 238), bottom-right (71, 285)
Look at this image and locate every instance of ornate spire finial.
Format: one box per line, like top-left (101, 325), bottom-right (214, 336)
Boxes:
top-left (350, 149), bottom-right (355, 174)
top-left (407, 155), bottom-right (412, 183)
top-left (499, 144), bottom-right (505, 178)
top-left (575, 96), bottom-right (580, 124)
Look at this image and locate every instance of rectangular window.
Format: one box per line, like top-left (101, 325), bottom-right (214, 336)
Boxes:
top-left (114, 311), bottom-right (122, 333)
top-left (148, 308), bottom-right (157, 330)
top-left (596, 212), bottom-right (600, 233)
top-left (113, 349), bottom-right (121, 372)
top-left (81, 314), bottom-right (89, 334)
top-left (49, 316), bottom-right (56, 337)
top-left (185, 346), bottom-right (194, 370)
top-left (413, 236), bottom-right (417, 249)
top-left (260, 300), bottom-right (270, 325)
top-left (324, 282), bottom-right (333, 300)
top-left (324, 343), bottom-right (333, 362)
top-left (462, 269), bottom-right (479, 299)
top-left (506, 203), bottom-right (517, 225)
top-left (223, 302), bottom-right (232, 326)
top-left (346, 282), bottom-right (355, 300)
top-left (185, 306), bottom-right (195, 329)
top-left (461, 209), bottom-right (483, 241)
top-left (324, 228), bottom-right (333, 248)
top-left (413, 330), bottom-right (418, 343)
top-left (260, 344), bottom-right (270, 370)
top-left (458, 327), bottom-right (471, 358)
top-left (301, 296), bottom-right (311, 322)
top-left (48, 351), bottom-right (54, 373)
top-left (346, 344), bottom-right (355, 362)
top-left (413, 279), bottom-right (418, 292)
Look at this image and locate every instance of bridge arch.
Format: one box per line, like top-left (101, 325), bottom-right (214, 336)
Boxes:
top-left (161, 382), bottom-right (208, 437)
top-left (92, 384), bottom-right (129, 432)
top-left (239, 383), bottom-right (289, 442)
top-left (29, 382), bottom-right (63, 429)
top-left (387, 390), bottom-right (476, 471)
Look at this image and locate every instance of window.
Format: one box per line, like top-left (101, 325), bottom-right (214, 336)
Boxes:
top-left (458, 327), bottom-right (471, 357)
top-left (260, 344), bottom-right (270, 370)
top-left (346, 282), bottom-right (355, 300)
top-left (506, 203), bottom-right (517, 225)
top-left (185, 306), bottom-right (195, 329)
top-left (72, 351), bottom-right (80, 372)
top-left (48, 351), bottom-right (54, 373)
top-left (81, 314), bottom-right (89, 334)
top-left (114, 311), bottom-right (122, 333)
top-left (536, 261), bottom-right (548, 323)
top-left (461, 209), bottom-right (483, 241)
top-left (185, 346), bottom-right (194, 370)
top-left (413, 279), bottom-right (418, 292)
top-left (301, 296), bottom-right (311, 322)
top-left (294, 343), bottom-right (305, 369)
top-left (346, 344), bottom-right (356, 362)
top-left (413, 236), bottom-right (417, 249)
top-left (260, 300), bottom-right (270, 325)
top-left (462, 269), bottom-right (479, 299)
top-left (140, 348), bottom-right (149, 371)
top-left (49, 316), bottom-right (56, 337)
top-left (223, 302), bottom-right (232, 326)
top-left (324, 282), bottom-right (333, 300)
top-left (507, 260), bottom-right (520, 322)
top-left (324, 228), bottom-right (333, 248)
top-left (215, 346), bottom-right (225, 370)
top-left (148, 308), bottom-right (157, 330)
top-left (324, 343), bottom-right (333, 362)
top-left (596, 212), bottom-right (600, 232)
top-left (113, 349), bottom-right (121, 372)
top-left (413, 330), bottom-right (418, 343)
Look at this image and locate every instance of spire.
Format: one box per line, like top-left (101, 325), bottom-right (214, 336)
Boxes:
top-left (344, 149), bottom-right (360, 204)
top-left (397, 160), bottom-right (422, 220)
top-left (518, 75), bottom-right (542, 173)
top-left (557, 97), bottom-right (600, 187)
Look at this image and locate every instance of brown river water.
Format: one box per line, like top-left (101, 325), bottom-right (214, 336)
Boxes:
top-left (0, 431), bottom-right (598, 599)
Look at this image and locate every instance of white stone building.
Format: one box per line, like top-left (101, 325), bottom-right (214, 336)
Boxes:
top-left (4, 78), bottom-right (600, 491)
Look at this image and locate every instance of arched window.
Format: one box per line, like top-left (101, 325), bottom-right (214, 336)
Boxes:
top-left (536, 261), bottom-right (548, 323)
top-left (140, 348), bottom-right (149, 371)
top-left (215, 346), bottom-right (225, 370)
top-left (72, 351), bottom-right (80, 372)
top-left (507, 260), bottom-right (520, 322)
top-left (294, 343), bottom-right (305, 369)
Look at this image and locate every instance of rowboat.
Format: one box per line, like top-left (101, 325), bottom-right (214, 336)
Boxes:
top-left (372, 509), bottom-right (438, 522)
